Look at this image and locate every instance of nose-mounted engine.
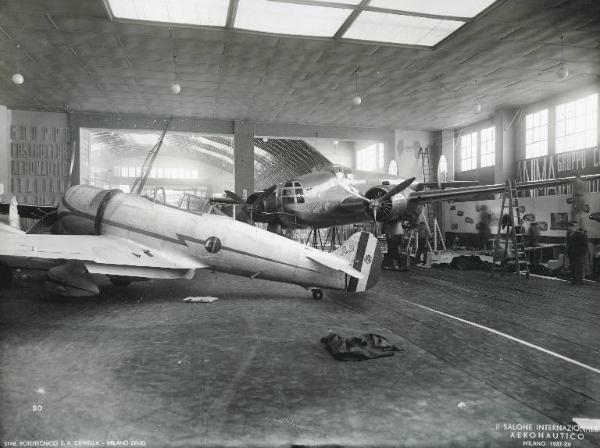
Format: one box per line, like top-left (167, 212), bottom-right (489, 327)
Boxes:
top-left (57, 185), bottom-right (123, 235)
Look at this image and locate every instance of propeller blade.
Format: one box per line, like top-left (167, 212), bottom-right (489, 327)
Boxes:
top-left (224, 190), bottom-right (245, 204)
top-left (253, 184), bottom-right (277, 204)
top-left (380, 177), bottom-right (416, 202)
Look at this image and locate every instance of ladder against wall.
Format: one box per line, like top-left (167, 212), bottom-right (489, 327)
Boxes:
top-left (413, 147), bottom-right (446, 258)
top-left (491, 179), bottom-right (530, 278)
top-left (418, 146), bottom-right (437, 228)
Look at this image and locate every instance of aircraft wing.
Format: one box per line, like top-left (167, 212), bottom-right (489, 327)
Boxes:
top-left (0, 203), bottom-right (56, 219)
top-left (0, 234), bottom-right (208, 279)
top-left (408, 174), bottom-right (600, 203)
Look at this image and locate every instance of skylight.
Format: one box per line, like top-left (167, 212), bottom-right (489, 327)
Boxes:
top-left (106, 0), bottom-right (229, 27)
top-left (306, 0), bottom-right (362, 4)
top-left (234, 0), bottom-right (352, 38)
top-left (104, 0), bottom-right (499, 48)
top-left (344, 11), bottom-right (463, 46)
top-left (369, 0), bottom-right (497, 18)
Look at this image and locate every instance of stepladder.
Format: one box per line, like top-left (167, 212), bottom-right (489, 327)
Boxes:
top-left (491, 179), bottom-right (530, 278)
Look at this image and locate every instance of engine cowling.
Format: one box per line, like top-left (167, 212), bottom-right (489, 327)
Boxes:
top-left (56, 185), bottom-right (123, 235)
top-left (364, 185), bottom-right (422, 223)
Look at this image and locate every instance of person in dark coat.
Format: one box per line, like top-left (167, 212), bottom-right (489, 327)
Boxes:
top-left (415, 222), bottom-right (429, 266)
top-left (566, 221), bottom-right (588, 285)
top-left (478, 205), bottom-right (492, 250)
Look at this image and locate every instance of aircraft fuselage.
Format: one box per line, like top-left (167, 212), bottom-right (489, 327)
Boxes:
top-left (56, 185), bottom-right (376, 292)
top-left (254, 166), bottom-right (422, 228)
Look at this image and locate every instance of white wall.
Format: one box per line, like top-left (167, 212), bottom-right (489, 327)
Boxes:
top-left (393, 130), bottom-right (436, 181)
top-left (314, 139), bottom-right (355, 168)
top-left (443, 194), bottom-right (600, 239)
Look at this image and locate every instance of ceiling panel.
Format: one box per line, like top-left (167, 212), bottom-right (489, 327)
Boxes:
top-left (0, 0), bottom-right (598, 131)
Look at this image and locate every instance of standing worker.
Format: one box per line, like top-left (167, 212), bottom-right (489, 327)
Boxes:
top-left (566, 221), bottom-right (588, 285)
top-left (478, 204), bottom-right (492, 250)
top-left (415, 221), bottom-right (429, 266)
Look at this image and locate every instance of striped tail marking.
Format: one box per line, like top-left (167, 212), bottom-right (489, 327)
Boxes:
top-left (344, 232), bottom-right (382, 292)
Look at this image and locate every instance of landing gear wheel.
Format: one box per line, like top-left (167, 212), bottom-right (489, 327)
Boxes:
top-left (0, 261), bottom-right (13, 289)
top-left (312, 289), bottom-right (323, 300)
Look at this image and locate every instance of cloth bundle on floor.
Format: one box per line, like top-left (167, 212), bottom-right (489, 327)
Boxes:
top-left (321, 333), bottom-right (402, 361)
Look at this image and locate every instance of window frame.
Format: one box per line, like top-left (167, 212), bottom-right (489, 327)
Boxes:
top-left (460, 131), bottom-right (478, 171)
top-left (479, 126), bottom-right (495, 168)
top-left (555, 93), bottom-right (598, 154)
top-left (525, 108), bottom-right (549, 159)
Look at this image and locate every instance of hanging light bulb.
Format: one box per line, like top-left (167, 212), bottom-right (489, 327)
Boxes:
top-left (557, 63), bottom-right (569, 80)
top-left (351, 68), bottom-right (362, 106)
top-left (473, 102), bottom-right (482, 113)
top-left (12, 44), bottom-right (24, 85)
top-left (556, 35), bottom-right (569, 80)
top-left (170, 28), bottom-right (181, 94)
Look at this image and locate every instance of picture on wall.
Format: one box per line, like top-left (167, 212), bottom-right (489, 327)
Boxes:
top-left (550, 212), bottom-right (569, 230)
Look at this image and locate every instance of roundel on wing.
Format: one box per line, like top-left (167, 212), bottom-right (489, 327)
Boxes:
top-left (205, 236), bottom-right (222, 254)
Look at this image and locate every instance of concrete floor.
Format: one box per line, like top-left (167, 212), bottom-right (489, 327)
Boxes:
top-left (1, 267), bottom-right (599, 447)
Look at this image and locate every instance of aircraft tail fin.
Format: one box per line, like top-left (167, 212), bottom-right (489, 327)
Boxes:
top-left (334, 231), bottom-right (382, 292)
top-left (8, 196), bottom-right (21, 231)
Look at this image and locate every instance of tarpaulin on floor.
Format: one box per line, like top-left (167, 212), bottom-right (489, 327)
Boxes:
top-left (321, 333), bottom-right (402, 361)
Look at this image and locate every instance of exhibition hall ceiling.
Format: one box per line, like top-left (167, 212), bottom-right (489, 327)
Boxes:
top-left (0, 0), bottom-right (599, 130)
top-left (90, 129), bottom-right (331, 189)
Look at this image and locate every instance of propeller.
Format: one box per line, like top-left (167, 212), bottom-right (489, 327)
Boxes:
top-left (252, 185), bottom-right (277, 205)
top-left (221, 185), bottom-right (277, 224)
top-left (338, 177), bottom-right (415, 233)
top-left (224, 190), bottom-right (245, 204)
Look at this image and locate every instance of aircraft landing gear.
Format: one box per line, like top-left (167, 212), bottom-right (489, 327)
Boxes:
top-left (311, 289), bottom-right (323, 300)
top-left (110, 276), bottom-right (132, 287)
top-left (0, 261), bottom-right (13, 289)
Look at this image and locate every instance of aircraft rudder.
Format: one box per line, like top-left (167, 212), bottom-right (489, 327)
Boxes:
top-left (340, 231), bottom-right (382, 292)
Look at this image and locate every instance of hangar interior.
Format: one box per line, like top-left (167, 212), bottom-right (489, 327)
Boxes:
top-left (1, 0), bottom-right (600, 447)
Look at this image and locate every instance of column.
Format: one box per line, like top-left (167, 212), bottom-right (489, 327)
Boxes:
top-left (441, 128), bottom-right (455, 181)
top-left (0, 105), bottom-right (9, 201)
top-left (233, 120), bottom-right (255, 197)
top-left (494, 108), bottom-right (517, 183)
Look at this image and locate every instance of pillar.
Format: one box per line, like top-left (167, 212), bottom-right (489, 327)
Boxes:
top-left (233, 120), bottom-right (255, 197)
top-left (494, 108), bottom-right (517, 183)
top-left (441, 128), bottom-right (455, 181)
top-left (0, 105), bottom-right (9, 201)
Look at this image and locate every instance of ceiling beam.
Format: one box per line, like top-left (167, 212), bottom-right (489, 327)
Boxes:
top-left (364, 7), bottom-right (470, 22)
top-left (334, 0), bottom-right (370, 39)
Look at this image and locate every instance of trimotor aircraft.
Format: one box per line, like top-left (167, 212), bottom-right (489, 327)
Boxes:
top-left (0, 185), bottom-right (381, 299)
top-left (220, 164), bottom-right (600, 232)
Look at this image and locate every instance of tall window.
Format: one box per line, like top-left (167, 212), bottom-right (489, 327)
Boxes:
top-left (480, 126), bottom-right (495, 167)
top-left (460, 131), bottom-right (477, 171)
top-left (356, 142), bottom-right (384, 171)
top-left (525, 109), bottom-right (548, 159)
top-left (556, 93), bottom-right (598, 153)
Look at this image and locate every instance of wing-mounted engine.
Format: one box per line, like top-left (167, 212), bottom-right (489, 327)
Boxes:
top-left (364, 185), bottom-right (422, 222)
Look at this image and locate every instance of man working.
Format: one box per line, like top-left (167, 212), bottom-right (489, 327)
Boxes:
top-left (415, 221), bottom-right (429, 266)
top-left (566, 221), bottom-right (588, 285)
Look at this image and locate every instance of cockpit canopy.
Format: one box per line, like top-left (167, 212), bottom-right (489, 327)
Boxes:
top-left (281, 180), bottom-right (305, 204)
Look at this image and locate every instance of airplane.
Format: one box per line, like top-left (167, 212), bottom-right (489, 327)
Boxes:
top-left (219, 163), bottom-right (600, 233)
top-left (0, 184), bottom-right (381, 300)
